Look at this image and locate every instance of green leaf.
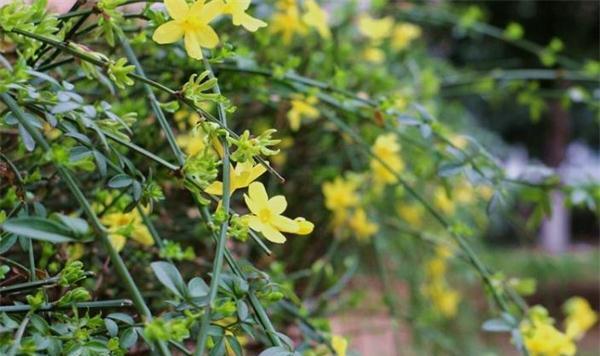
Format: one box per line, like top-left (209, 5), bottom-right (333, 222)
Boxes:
top-left (105, 318), bottom-right (118, 337)
top-left (52, 214), bottom-right (89, 236)
top-left (188, 277), bottom-right (209, 297)
top-left (108, 174), bottom-right (133, 188)
top-left (120, 327), bottom-right (138, 349)
top-left (1, 217), bottom-right (74, 243)
top-left (150, 261), bottom-right (187, 298)
top-left (258, 347), bottom-right (295, 356)
top-left (482, 318), bottom-right (512, 332)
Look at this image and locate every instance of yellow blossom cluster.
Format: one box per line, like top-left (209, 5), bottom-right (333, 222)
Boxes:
top-left (152, 0), bottom-right (267, 59)
top-left (322, 175), bottom-right (378, 242)
top-left (518, 298), bottom-right (597, 356)
top-left (370, 133), bottom-right (404, 186)
top-left (520, 306), bottom-right (575, 356)
top-left (270, 0), bottom-right (330, 44)
top-left (358, 15), bottom-right (421, 63)
top-left (421, 245), bottom-right (460, 318)
top-left (287, 94), bottom-right (320, 131)
top-left (101, 209), bottom-right (154, 252)
top-left (563, 297), bottom-right (598, 341)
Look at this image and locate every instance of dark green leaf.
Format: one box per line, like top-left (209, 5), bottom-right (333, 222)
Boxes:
top-left (150, 261), bottom-right (187, 298)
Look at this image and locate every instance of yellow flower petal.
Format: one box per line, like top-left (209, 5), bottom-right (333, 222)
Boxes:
top-left (132, 226), bottom-right (154, 246)
top-left (248, 182), bottom-right (269, 207)
top-left (109, 234), bottom-right (126, 252)
top-left (184, 31), bottom-right (203, 59)
top-left (294, 217), bottom-right (314, 234)
top-left (205, 181), bottom-right (224, 195)
top-left (268, 195), bottom-right (287, 215)
top-left (236, 13), bottom-right (267, 32)
top-left (164, 0), bottom-right (189, 21)
top-left (244, 162), bottom-right (267, 186)
top-left (152, 21), bottom-right (184, 44)
top-left (196, 0), bottom-right (225, 23)
top-left (245, 215), bottom-right (266, 232)
top-left (259, 223), bottom-right (287, 244)
top-left (272, 215), bottom-right (299, 233)
top-left (195, 25), bottom-right (220, 48)
top-left (243, 194), bottom-right (260, 215)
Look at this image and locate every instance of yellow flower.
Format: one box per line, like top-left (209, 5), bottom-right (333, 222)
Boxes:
top-left (301, 0), bottom-right (330, 39)
top-left (243, 182), bottom-right (312, 243)
top-left (322, 177), bottom-right (359, 212)
top-left (177, 133), bottom-right (205, 156)
top-left (520, 307), bottom-right (576, 356)
top-left (370, 133), bottom-right (404, 185)
top-left (396, 203), bottom-right (424, 228)
top-left (428, 282), bottom-right (460, 318)
top-left (563, 297), bottom-right (598, 340)
top-left (270, 0), bottom-right (306, 44)
top-left (152, 0), bottom-right (224, 59)
top-left (433, 187), bottom-right (454, 215)
top-left (222, 0), bottom-right (267, 32)
top-left (101, 211), bottom-right (154, 252)
top-left (205, 160), bottom-right (267, 196)
top-left (348, 208), bottom-right (378, 241)
top-left (362, 46), bottom-right (385, 63)
top-left (391, 23), bottom-right (421, 51)
top-left (358, 15), bottom-right (393, 42)
top-left (287, 95), bottom-right (319, 131)
top-left (455, 182), bottom-right (475, 205)
top-left (331, 335), bottom-right (348, 356)
top-left (425, 258), bottom-right (446, 279)
top-left (174, 110), bottom-right (202, 130)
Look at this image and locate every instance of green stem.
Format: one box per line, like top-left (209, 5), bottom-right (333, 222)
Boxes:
top-left (117, 30), bottom-right (185, 166)
top-left (0, 93), bottom-right (171, 356)
top-left (198, 206), bottom-right (283, 348)
top-left (194, 54), bottom-right (233, 356)
top-left (7, 314), bottom-right (30, 356)
top-left (0, 299), bottom-right (133, 313)
top-left (0, 272), bottom-right (94, 294)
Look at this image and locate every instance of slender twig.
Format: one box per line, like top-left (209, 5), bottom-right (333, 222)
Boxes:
top-left (0, 272), bottom-right (94, 294)
top-left (7, 314), bottom-right (30, 356)
top-left (194, 54), bottom-right (233, 356)
top-left (0, 299), bottom-right (133, 313)
top-left (198, 206), bottom-right (283, 348)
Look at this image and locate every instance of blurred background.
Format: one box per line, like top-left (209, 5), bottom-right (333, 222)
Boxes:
top-left (293, 1), bottom-right (600, 354)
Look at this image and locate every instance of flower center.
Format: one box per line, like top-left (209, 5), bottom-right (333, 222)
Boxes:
top-left (258, 208), bottom-right (272, 223)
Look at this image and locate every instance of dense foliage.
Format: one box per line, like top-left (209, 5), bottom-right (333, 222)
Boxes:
top-left (0, 0), bottom-right (598, 355)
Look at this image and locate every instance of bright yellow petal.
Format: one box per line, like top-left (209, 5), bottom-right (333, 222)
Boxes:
top-left (248, 182), bottom-right (269, 208)
top-left (132, 226), bottom-right (154, 246)
top-left (164, 0), bottom-right (189, 20)
top-left (260, 223), bottom-right (287, 243)
top-left (195, 25), bottom-right (220, 48)
top-left (295, 217), bottom-right (314, 235)
top-left (152, 21), bottom-right (184, 44)
top-left (245, 215), bottom-right (266, 232)
top-left (196, 0), bottom-right (225, 23)
top-left (244, 163), bottom-right (267, 186)
top-left (244, 194), bottom-right (259, 215)
top-left (184, 31), bottom-right (203, 59)
top-left (237, 13), bottom-right (267, 32)
top-left (272, 215), bottom-right (299, 233)
top-left (204, 181), bottom-right (224, 195)
top-left (268, 195), bottom-right (287, 215)
top-left (108, 234), bottom-right (126, 252)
